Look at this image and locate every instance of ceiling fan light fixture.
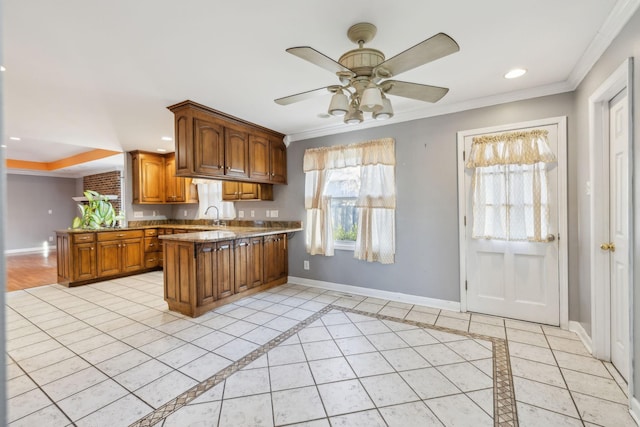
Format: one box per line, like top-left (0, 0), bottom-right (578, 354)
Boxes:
top-left (328, 90), bottom-right (349, 116)
top-left (359, 83), bottom-right (383, 112)
top-left (344, 103), bottom-right (363, 124)
top-left (373, 97), bottom-right (394, 120)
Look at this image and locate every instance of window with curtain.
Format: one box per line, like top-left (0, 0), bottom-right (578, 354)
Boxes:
top-left (303, 138), bottom-right (396, 264)
top-left (191, 179), bottom-right (236, 220)
top-left (465, 129), bottom-right (556, 242)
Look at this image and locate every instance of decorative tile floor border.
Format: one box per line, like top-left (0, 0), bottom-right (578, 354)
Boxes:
top-left (130, 304), bottom-right (518, 427)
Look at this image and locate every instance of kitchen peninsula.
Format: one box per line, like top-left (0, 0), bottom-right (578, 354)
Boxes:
top-left (160, 223), bottom-right (301, 317)
top-left (56, 220), bottom-right (302, 317)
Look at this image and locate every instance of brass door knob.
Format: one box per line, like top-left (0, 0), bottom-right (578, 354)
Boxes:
top-left (601, 242), bottom-right (616, 251)
top-left (546, 234), bottom-right (556, 242)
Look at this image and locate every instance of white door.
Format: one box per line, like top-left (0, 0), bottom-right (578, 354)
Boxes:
top-left (463, 123), bottom-right (560, 325)
top-left (608, 89), bottom-right (629, 381)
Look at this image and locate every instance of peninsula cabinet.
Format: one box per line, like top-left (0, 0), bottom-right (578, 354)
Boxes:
top-left (131, 151), bottom-right (198, 204)
top-left (167, 100), bottom-right (287, 184)
top-left (56, 229), bottom-right (151, 287)
top-left (163, 234), bottom-right (288, 317)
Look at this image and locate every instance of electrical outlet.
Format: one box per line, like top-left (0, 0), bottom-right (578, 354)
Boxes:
top-left (238, 210), bottom-right (245, 218)
top-left (183, 210), bottom-right (188, 217)
top-left (303, 260), bottom-right (310, 270)
top-left (134, 211), bottom-right (143, 218)
top-left (48, 209), bottom-right (53, 215)
top-left (152, 211), bottom-right (156, 217)
top-left (266, 210), bottom-right (270, 218)
top-left (251, 210), bottom-right (255, 218)
top-left (271, 210), bottom-right (279, 218)
top-left (48, 236), bottom-right (54, 242)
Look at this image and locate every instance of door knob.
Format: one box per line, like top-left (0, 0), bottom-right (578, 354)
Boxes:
top-left (601, 242), bottom-right (616, 251)
top-left (546, 234), bottom-right (556, 242)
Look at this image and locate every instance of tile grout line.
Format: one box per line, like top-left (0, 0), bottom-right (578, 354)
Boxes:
top-left (129, 304), bottom-right (335, 427)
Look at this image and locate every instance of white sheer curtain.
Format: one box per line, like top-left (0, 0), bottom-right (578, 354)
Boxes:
top-left (465, 129), bottom-right (556, 242)
top-left (303, 138), bottom-right (396, 264)
top-left (192, 179), bottom-right (236, 220)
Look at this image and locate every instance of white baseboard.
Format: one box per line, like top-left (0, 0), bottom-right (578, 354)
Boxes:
top-left (287, 276), bottom-right (461, 312)
top-left (569, 320), bottom-right (593, 355)
top-left (630, 396), bottom-right (640, 425)
top-left (5, 246), bottom-right (57, 255)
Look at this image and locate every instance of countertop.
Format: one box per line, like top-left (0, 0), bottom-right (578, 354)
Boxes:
top-left (159, 226), bottom-right (303, 243)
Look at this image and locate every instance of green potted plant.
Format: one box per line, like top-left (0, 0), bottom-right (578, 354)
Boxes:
top-left (71, 190), bottom-right (123, 229)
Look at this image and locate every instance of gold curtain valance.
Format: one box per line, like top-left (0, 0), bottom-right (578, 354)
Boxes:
top-left (303, 138), bottom-right (395, 172)
top-left (465, 129), bottom-right (556, 168)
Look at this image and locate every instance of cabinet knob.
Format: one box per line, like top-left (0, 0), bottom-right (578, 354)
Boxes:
top-left (91, 247), bottom-right (94, 251)
top-left (227, 166), bottom-right (231, 170)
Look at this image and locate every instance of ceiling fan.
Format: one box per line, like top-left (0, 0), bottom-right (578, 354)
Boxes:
top-left (275, 22), bottom-right (460, 124)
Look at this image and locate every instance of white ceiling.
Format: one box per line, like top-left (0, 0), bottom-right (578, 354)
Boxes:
top-left (2, 0), bottom-right (637, 177)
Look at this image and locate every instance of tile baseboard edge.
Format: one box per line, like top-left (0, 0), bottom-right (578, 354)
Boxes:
top-left (569, 320), bottom-right (593, 354)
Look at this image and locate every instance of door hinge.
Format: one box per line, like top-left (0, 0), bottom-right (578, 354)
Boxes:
top-left (557, 233), bottom-right (560, 241)
top-left (463, 150), bottom-right (466, 161)
top-left (464, 216), bottom-right (466, 226)
top-left (465, 280), bottom-right (468, 291)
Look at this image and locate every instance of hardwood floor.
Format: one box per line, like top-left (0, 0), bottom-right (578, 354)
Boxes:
top-left (5, 251), bottom-right (58, 292)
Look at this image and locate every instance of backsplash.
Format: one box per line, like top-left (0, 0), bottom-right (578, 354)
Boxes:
top-left (83, 170), bottom-right (122, 212)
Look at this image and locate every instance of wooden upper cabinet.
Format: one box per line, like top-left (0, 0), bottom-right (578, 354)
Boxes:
top-left (270, 138), bottom-right (287, 184)
top-left (131, 151), bottom-right (198, 205)
top-left (194, 117), bottom-right (225, 177)
top-left (132, 151), bottom-right (165, 204)
top-left (224, 126), bottom-right (249, 178)
top-left (248, 134), bottom-right (270, 181)
top-left (167, 100), bottom-right (286, 184)
top-left (222, 181), bottom-right (273, 201)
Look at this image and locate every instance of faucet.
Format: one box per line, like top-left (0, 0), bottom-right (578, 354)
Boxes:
top-left (204, 205), bottom-right (220, 225)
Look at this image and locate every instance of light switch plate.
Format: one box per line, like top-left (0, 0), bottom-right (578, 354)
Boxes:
top-left (134, 211), bottom-right (143, 218)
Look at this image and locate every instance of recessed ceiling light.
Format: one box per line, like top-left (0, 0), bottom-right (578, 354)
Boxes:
top-left (0, 66), bottom-right (5, 72)
top-left (504, 68), bottom-right (527, 79)
top-left (161, 136), bottom-right (173, 141)
top-left (157, 148), bottom-right (167, 152)
top-left (0, 144), bottom-right (6, 148)
top-left (9, 136), bottom-right (21, 141)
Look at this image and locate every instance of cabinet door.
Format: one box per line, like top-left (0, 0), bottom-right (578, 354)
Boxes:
top-left (250, 237), bottom-right (264, 289)
top-left (141, 153), bottom-right (165, 203)
top-left (174, 113), bottom-right (193, 176)
top-left (194, 117), bottom-right (225, 176)
top-left (121, 238), bottom-right (145, 273)
top-left (165, 153), bottom-right (187, 202)
top-left (57, 234), bottom-right (70, 281)
top-left (216, 241), bottom-right (235, 299)
top-left (197, 244), bottom-right (217, 306)
top-left (222, 181), bottom-right (240, 200)
top-left (225, 127), bottom-right (249, 178)
top-left (234, 239), bottom-right (251, 293)
top-left (97, 241), bottom-right (121, 277)
top-left (264, 234), bottom-right (287, 283)
top-left (73, 243), bottom-right (96, 281)
top-left (269, 138), bottom-right (287, 184)
top-left (249, 134), bottom-right (270, 181)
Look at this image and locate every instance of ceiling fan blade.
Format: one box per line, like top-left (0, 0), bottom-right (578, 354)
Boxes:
top-left (382, 80), bottom-right (449, 103)
top-left (375, 33), bottom-right (459, 77)
top-left (274, 86), bottom-right (331, 105)
top-left (286, 46), bottom-right (352, 75)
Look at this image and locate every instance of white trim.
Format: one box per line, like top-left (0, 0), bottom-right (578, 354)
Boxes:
top-left (630, 396), bottom-right (640, 425)
top-left (588, 58), bottom-right (633, 371)
top-left (569, 320), bottom-right (594, 355)
top-left (456, 117), bottom-right (569, 328)
top-left (5, 246), bottom-right (57, 255)
top-left (288, 276), bottom-right (461, 312)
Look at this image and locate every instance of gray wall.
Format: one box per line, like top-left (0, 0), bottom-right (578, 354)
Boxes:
top-left (571, 7), bottom-right (640, 409)
top-left (279, 93), bottom-right (576, 304)
top-left (6, 174), bottom-right (78, 251)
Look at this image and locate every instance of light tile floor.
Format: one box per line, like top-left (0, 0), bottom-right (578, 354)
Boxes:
top-left (4, 271), bottom-right (638, 426)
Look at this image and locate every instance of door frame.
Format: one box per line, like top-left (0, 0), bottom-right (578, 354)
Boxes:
top-left (588, 58), bottom-right (633, 389)
top-left (457, 116), bottom-right (569, 328)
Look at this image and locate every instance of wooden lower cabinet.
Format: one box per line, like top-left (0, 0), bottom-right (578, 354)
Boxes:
top-left (56, 229), bottom-right (151, 287)
top-left (164, 234), bottom-right (287, 317)
top-left (264, 234), bottom-right (288, 284)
